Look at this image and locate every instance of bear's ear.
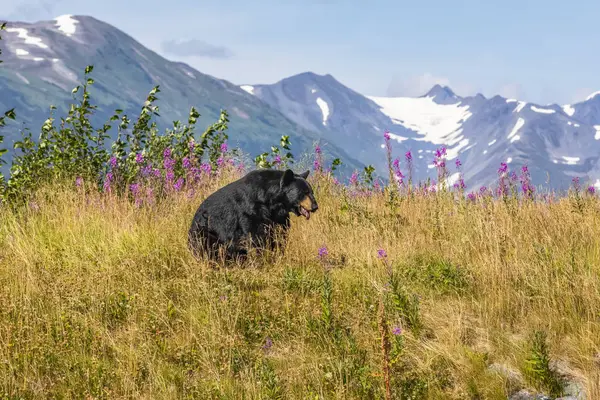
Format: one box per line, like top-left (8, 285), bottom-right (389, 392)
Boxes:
top-left (280, 169), bottom-right (295, 189)
top-left (299, 170), bottom-right (310, 179)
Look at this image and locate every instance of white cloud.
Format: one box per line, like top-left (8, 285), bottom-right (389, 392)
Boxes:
top-left (161, 39), bottom-right (234, 59)
top-left (0, 0), bottom-right (64, 21)
top-left (497, 82), bottom-right (525, 100)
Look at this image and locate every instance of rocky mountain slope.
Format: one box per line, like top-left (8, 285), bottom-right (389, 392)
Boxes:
top-left (243, 75), bottom-right (600, 191)
top-left (0, 15), bottom-right (362, 176)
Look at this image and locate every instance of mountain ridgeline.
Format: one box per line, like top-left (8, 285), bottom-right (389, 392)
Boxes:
top-left (0, 15), bottom-right (361, 177)
top-left (2, 15), bottom-right (600, 191)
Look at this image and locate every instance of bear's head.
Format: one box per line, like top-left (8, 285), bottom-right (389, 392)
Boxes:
top-left (280, 169), bottom-right (318, 220)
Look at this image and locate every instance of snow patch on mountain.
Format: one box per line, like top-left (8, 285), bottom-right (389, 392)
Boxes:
top-left (585, 91), bottom-right (600, 101)
top-left (531, 105), bottom-right (556, 114)
top-left (447, 172), bottom-right (460, 186)
top-left (16, 72), bottom-right (30, 84)
top-left (562, 156), bottom-right (580, 165)
top-left (562, 104), bottom-right (575, 116)
top-left (15, 49), bottom-right (29, 56)
top-left (240, 85), bottom-right (255, 95)
top-left (55, 15), bottom-right (78, 37)
top-left (5, 27), bottom-right (48, 49)
top-left (316, 97), bottom-right (330, 126)
top-left (368, 95), bottom-right (471, 143)
top-left (594, 126), bottom-right (600, 140)
top-left (508, 118), bottom-right (525, 141)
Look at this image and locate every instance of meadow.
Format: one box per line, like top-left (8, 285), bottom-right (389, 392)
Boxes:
top-left (1, 24), bottom-right (599, 400)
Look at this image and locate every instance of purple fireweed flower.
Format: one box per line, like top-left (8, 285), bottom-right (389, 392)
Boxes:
top-left (201, 163), bottom-right (212, 175)
top-left (467, 192), bottom-right (476, 202)
top-left (182, 156), bottom-right (192, 169)
top-left (433, 147), bottom-right (448, 182)
top-left (498, 162), bottom-right (508, 175)
top-left (454, 178), bottom-right (466, 191)
top-left (262, 337), bottom-right (273, 351)
top-left (383, 130), bottom-right (391, 142)
top-left (519, 164), bottom-right (534, 199)
top-left (163, 157), bottom-right (175, 170)
top-left (188, 140), bottom-right (196, 152)
top-left (405, 151), bottom-right (412, 162)
top-left (273, 154), bottom-right (282, 165)
top-left (220, 142), bottom-right (228, 153)
top-left (165, 170), bottom-right (175, 182)
top-left (392, 158), bottom-right (404, 186)
top-left (153, 168), bottom-right (161, 178)
top-left (109, 156), bottom-right (117, 168)
top-left (588, 185), bottom-right (596, 195)
top-left (130, 183), bottom-right (140, 195)
top-left (455, 159), bottom-right (462, 169)
top-left (103, 172), bottom-right (114, 192)
top-left (392, 326), bottom-right (403, 336)
top-left (75, 176), bottom-right (83, 187)
top-left (141, 165), bottom-right (152, 177)
top-left (135, 153), bottom-right (144, 164)
top-left (318, 246), bottom-right (328, 259)
top-left (217, 157), bottom-right (225, 168)
top-left (313, 158), bottom-right (321, 171)
top-left (174, 177), bottom-right (184, 191)
top-left (377, 248), bottom-right (387, 259)
top-left (163, 148), bottom-right (172, 158)
top-left (572, 177), bottom-right (581, 192)
top-left (349, 171), bottom-right (359, 186)
top-left (315, 144), bottom-right (322, 154)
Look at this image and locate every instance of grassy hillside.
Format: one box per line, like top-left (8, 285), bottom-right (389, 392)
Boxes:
top-left (0, 169), bottom-right (598, 399)
top-left (1, 21), bottom-right (598, 400)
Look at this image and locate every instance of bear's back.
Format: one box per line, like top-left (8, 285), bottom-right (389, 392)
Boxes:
top-left (199, 169), bottom-right (283, 210)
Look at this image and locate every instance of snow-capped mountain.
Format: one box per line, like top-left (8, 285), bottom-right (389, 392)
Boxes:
top-left (243, 76), bottom-right (600, 191)
top-left (0, 15), bottom-right (362, 176)
top-left (2, 14), bottom-right (600, 191)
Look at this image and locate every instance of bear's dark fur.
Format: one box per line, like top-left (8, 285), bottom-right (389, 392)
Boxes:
top-left (188, 168), bottom-right (318, 261)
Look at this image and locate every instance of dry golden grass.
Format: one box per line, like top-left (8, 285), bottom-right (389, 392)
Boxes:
top-left (0, 172), bottom-right (598, 399)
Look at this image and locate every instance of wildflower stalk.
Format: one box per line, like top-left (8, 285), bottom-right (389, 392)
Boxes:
top-left (383, 131), bottom-right (394, 186)
top-left (378, 297), bottom-right (392, 400)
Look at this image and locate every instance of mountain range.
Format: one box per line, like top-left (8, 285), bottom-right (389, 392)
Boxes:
top-left (2, 15), bottom-right (600, 191)
top-left (0, 15), bottom-right (361, 177)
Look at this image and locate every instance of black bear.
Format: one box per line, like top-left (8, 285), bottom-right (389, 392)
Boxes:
top-left (188, 168), bottom-right (318, 261)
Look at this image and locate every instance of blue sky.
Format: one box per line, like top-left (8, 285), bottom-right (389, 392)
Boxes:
top-left (2, 0), bottom-right (599, 104)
